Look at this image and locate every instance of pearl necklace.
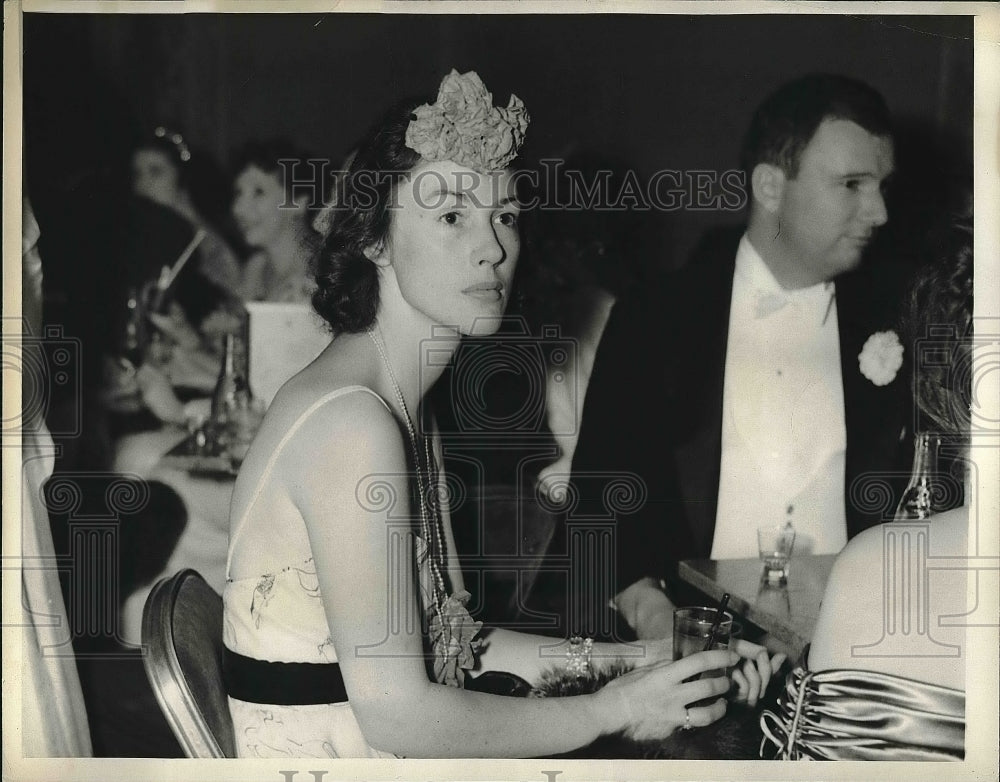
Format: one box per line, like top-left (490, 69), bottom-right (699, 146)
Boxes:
top-left (366, 327), bottom-right (447, 617)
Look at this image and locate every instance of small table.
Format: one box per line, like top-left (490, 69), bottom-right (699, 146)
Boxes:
top-left (678, 555), bottom-right (836, 661)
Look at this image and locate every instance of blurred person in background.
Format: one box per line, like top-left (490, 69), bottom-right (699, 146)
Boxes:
top-left (231, 139), bottom-right (328, 303)
top-left (517, 150), bottom-right (647, 501)
top-left (131, 126), bottom-right (242, 299)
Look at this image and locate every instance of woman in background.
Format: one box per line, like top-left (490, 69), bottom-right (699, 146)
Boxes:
top-left (231, 139), bottom-right (326, 303)
top-left (761, 220), bottom-right (973, 760)
top-left (131, 126), bottom-right (243, 299)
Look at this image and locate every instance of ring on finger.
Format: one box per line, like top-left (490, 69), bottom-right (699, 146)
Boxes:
top-left (683, 708), bottom-right (692, 731)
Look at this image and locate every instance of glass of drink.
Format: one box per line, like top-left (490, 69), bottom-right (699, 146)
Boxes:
top-left (758, 522), bottom-right (796, 585)
top-left (672, 607), bottom-right (734, 691)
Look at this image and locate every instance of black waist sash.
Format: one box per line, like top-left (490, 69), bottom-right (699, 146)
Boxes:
top-left (222, 648), bottom-right (349, 705)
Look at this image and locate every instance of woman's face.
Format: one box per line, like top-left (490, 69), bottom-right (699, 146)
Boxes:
top-left (232, 164), bottom-right (306, 249)
top-left (376, 159), bottom-right (521, 336)
top-left (132, 149), bottom-right (183, 208)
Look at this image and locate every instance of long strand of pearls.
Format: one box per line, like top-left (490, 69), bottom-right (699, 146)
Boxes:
top-left (367, 328), bottom-right (447, 618)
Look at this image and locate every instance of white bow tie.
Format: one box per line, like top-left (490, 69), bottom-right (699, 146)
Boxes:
top-left (753, 287), bottom-right (836, 323)
top-left (754, 291), bottom-right (791, 318)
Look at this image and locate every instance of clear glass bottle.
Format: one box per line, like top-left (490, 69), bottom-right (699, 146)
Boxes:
top-left (210, 331), bottom-right (260, 464)
top-left (211, 332), bottom-right (249, 423)
top-left (894, 432), bottom-right (942, 520)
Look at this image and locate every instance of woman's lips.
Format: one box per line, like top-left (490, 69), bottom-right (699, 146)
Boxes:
top-left (462, 282), bottom-right (503, 301)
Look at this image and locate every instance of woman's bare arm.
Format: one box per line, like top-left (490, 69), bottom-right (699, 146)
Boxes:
top-left (279, 391), bottom-right (734, 757)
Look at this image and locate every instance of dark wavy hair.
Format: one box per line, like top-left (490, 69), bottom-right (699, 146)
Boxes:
top-left (311, 101), bottom-right (425, 334)
top-left (740, 73), bottom-right (892, 179)
top-left (231, 137), bottom-right (330, 209)
top-left (902, 219), bottom-right (974, 434)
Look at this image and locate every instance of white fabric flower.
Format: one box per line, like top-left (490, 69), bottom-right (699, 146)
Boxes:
top-left (858, 330), bottom-right (904, 386)
top-left (405, 70), bottom-right (530, 173)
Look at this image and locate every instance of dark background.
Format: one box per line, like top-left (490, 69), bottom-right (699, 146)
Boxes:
top-left (25, 12), bottom-right (973, 270)
top-left (24, 13), bottom-right (975, 444)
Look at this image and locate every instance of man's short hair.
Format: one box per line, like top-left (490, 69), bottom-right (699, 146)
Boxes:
top-left (740, 73), bottom-right (892, 179)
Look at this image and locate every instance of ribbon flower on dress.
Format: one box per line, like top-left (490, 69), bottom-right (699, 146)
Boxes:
top-left (858, 330), bottom-right (904, 386)
top-left (428, 590), bottom-right (483, 688)
top-left (405, 70), bottom-right (530, 173)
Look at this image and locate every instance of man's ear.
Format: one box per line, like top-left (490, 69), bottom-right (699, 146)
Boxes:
top-left (363, 240), bottom-right (390, 267)
top-left (750, 163), bottom-right (786, 214)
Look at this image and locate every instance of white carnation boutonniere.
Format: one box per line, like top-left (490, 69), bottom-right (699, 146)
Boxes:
top-left (858, 330), bottom-right (904, 387)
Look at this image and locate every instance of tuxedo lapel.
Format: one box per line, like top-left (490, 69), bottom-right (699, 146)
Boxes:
top-left (667, 231), bottom-right (740, 558)
top-left (836, 267), bottom-right (912, 535)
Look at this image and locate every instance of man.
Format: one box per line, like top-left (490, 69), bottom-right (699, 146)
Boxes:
top-left (546, 74), bottom-right (913, 640)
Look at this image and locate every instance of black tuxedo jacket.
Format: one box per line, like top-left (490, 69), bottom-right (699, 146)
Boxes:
top-left (567, 226), bottom-right (914, 595)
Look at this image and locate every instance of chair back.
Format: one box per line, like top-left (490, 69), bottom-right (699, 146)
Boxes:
top-left (141, 569), bottom-right (236, 758)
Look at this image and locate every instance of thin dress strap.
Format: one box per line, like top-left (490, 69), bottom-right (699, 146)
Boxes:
top-left (226, 385), bottom-right (391, 575)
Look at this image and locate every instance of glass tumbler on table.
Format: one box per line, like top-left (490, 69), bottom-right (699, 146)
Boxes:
top-left (758, 521), bottom-right (796, 585)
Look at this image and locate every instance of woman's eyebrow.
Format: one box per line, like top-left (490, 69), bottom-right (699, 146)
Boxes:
top-left (423, 185), bottom-right (520, 208)
top-left (425, 186), bottom-right (467, 202)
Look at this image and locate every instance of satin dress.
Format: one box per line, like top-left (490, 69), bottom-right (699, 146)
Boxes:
top-left (760, 665), bottom-right (964, 760)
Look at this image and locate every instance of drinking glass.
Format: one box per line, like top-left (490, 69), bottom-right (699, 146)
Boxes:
top-left (672, 606), bottom-right (734, 692)
top-left (758, 522), bottom-right (796, 584)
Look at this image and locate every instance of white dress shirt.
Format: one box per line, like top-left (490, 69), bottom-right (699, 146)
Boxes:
top-left (711, 235), bottom-right (848, 559)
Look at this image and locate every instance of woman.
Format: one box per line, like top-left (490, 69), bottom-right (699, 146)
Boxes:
top-left (124, 127), bottom-right (245, 410)
top-left (223, 70), bottom-right (778, 759)
top-left (761, 220), bottom-right (972, 760)
top-left (131, 126), bottom-right (243, 300)
top-left (231, 139), bottom-right (325, 303)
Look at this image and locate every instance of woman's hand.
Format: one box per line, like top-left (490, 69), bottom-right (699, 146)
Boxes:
top-left (145, 302), bottom-right (201, 352)
top-left (135, 362), bottom-right (187, 425)
top-left (594, 649), bottom-right (739, 741)
top-left (619, 638), bottom-right (674, 670)
top-left (727, 639), bottom-right (786, 707)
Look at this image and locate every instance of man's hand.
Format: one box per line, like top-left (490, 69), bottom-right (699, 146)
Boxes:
top-left (614, 577), bottom-right (675, 640)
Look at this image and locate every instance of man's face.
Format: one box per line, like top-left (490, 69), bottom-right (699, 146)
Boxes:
top-left (775, 118), bottom-right (894, 284)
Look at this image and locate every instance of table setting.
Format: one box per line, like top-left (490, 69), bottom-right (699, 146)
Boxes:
top-left (678, 521), bottom-right (835, 662)
top-left (103, 280), bottom-right (266, 645)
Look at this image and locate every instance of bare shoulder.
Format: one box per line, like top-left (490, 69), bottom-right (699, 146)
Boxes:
top-left (836, 507), bottom-right (969, 571)
top-left (268, 377), bottom-right (400, 464)
top-left (810, 509), bottom-right (970, 675)
top-left (824, 529), bottom-right (881, 607)
top-left (831, 522), bottom-right (886, 572)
